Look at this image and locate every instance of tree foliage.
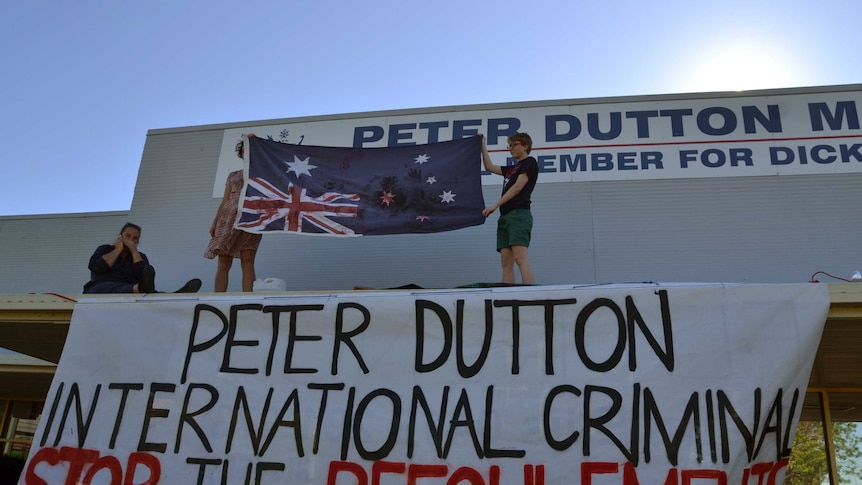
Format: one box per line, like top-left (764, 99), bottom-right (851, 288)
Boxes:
top-left (785, 421), bottom-right (862, 485)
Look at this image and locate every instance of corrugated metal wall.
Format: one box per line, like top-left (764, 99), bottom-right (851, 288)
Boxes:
top-left (0, 212), bottom-right (129, 294)
top-left (585, 175), bottom-right (861, 284)
top-left (2, 112), bottom-right (861, 295)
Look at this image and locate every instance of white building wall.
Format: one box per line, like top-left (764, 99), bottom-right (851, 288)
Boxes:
top-left (0, 212), bottom-right (128, 294)
top-left (586, 174), bottom-right (861, 283)
top-left (1, 86), bottom-right (861, 295)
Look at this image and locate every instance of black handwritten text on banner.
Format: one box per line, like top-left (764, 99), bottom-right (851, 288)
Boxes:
top-left (20, 284), bottom-right (828, 485)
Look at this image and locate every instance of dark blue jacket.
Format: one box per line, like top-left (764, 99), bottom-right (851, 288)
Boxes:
top-left (83, 244), bottom-right (150, 293)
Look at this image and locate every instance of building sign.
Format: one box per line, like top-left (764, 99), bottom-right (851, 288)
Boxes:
top-left (213, 88), bottom-right (862, 196)
top-left (21, 283), bottom-right (828, 484)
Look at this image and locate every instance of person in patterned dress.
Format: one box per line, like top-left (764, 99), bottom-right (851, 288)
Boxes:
top-left (204, 135), bottom-right (262, 291)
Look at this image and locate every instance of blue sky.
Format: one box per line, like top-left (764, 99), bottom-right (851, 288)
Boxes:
top-left (1, 0), bottom-right (859, 216)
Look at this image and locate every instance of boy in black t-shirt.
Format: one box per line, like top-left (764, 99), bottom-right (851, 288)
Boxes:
top-left (481, 133), bottom-right (538, 284)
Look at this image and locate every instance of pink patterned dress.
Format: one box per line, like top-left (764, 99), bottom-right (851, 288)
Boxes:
top-left (204, 170), bottom-right (262, 259)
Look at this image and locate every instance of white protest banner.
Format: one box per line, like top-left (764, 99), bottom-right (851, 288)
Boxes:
top-left (20, 283), bottom-right (829, 485)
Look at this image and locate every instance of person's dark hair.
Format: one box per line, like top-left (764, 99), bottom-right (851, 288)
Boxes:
top-left (508, 133), bottom-right (533, 154)
top-left (120, 222), bottom-right (141, 235)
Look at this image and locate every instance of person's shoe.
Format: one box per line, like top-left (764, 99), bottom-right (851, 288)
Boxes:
top-left (175, 278), bottom-right (202, 294)
top-left (139, 266), bottom-right (156, 293)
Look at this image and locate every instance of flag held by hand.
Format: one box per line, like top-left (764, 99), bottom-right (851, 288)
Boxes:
top-left (237, 136), bottom-right (485, 236)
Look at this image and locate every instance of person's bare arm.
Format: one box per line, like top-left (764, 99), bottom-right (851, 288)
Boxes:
top-left (481, 135), bottom-right (503, 176)
top-left (126, 238), bottom-right (144, 264)
top-left (483, 173), bottom-right (528, 217)
top-left (100, 237), bottom-right (125, 267)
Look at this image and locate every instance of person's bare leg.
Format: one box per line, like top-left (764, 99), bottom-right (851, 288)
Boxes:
top-left (511, 245), bottom-right (534, 284)
top-left (239, 249), bottom-right (257, 292)
top-left (500, 248), bottom-right (516, 284)
top-left (215, 255), bottom-right (233, 292)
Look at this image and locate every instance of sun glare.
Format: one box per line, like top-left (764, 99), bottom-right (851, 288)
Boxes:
top-left (678, 40), bottom-right (802, 93)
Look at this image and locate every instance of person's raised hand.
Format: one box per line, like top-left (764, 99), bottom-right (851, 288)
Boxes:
top-left (123, 235), bottom-right (140, 255)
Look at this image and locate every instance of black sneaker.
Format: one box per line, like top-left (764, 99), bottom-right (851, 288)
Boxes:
top-left (139, 265), bottom-right (156, 293)
top-left (175, 278), bottom-right (202, 294)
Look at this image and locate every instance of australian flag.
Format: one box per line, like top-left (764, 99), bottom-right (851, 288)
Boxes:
top-left (236, 136), bottom-right (486, 236)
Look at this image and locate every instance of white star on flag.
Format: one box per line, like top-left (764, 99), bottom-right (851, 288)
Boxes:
top-left (439, 190), bottom-right (456, 203)
top-left (426, 176), bottom-right (436, 184)
top-left (414, 154), bottom-right (430, 164)
top-left (286, 155), bottom-right (317, 177)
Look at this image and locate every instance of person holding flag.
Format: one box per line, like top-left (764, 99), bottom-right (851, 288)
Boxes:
top-left (480, 133), bottom-right (538, 285)
top-left (205, 134), bottom-right (262, 292)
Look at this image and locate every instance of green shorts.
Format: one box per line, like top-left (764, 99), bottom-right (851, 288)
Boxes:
top-left (497, 209), bottom-right (533, 251)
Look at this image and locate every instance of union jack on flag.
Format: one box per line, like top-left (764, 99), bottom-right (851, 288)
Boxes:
top-left (238, 177), bottom-right (360, 235)
top-left (235, 136), bottom-right (485, 236)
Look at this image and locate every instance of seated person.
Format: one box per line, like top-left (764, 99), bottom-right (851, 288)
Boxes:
top-left (83, 222), bottom-right (201, 294)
